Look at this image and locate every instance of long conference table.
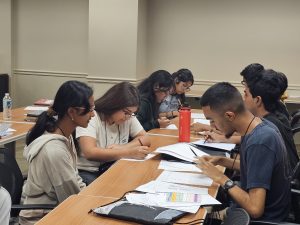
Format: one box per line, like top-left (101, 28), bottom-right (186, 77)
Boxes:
top-left (0, 107), bottom-right (35, 156)
top-left (1, 107), bottom-right (222, 225)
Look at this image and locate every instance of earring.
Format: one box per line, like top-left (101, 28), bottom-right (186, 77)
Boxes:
top-left (71, 117), bottom-right (74, 121)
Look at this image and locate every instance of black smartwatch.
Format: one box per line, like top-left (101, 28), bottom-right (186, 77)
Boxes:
top-left (222, 179), bottom-right (236, 192)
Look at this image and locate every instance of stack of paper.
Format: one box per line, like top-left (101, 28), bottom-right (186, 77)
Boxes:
top-left (155, 143), bottom-right (208, 162)
top-left (0, 123), bottom-right (15, 137)
top-left (158, 160), bottom-right (201, 172)
top-left (193, 118), bottom-right (210, 125)
top-left (131, 181), bottom-right (220, 213)
top-left (156, 171), bottom-right (213, 186)
top-left (191, 113), bottom-right (206, 119)
top-left (192, 140), bottom-right (235, 152)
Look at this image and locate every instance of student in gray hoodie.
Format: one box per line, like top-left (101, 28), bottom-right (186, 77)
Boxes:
top-left (19, 80), bottom-right (95, 225)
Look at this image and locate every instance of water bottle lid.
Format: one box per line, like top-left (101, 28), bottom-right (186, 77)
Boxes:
top-left (5, 93), bottom-right (9, 96)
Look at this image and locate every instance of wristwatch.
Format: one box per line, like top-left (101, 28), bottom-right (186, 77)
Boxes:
top-left (222, 179), bottom-right (236, 192)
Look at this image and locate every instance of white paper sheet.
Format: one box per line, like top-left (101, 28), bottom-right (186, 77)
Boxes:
top-left (192, 140), bottom-right (235, 151)
top-left (155, 143), bottom-right (208, 162)
top-left (164, 124), bottom-right (178, 130)
top-left (126, 193), bottom-right (201, 213)
top-left (135, 180), bottom-right (208, 195)
top-left (193, 118), bottom-right (210, 125)
top-left (158, 160), bottom-right (201, 172)
top-left (24, 106), bottom-right (49, 111)
top-left (191, 113), bottom-right (205, 119)
top-left (154, 181), bottom-right (208, 194)
top-left (156, 171), bottom-right (213, 186)
top-left (126, 192), bottom-right (220, 213)
top-left (120, 153), bottom-right (156, 162)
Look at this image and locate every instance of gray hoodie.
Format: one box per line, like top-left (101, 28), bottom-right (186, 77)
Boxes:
top-left (19, 133), bottom-right (85, 224)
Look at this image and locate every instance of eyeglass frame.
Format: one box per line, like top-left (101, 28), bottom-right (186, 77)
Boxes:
top-left (181, 83), bottom-right (191, 92)
top-left (122, 109), bottom-right (136, 118)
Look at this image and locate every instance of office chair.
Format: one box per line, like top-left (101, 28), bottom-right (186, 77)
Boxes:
top-left (291, 110), bottom-right (300, 129)
top-left (0, 147), bottom-right (56, 222)
top-left (222, 208), bottom-right (250, 225)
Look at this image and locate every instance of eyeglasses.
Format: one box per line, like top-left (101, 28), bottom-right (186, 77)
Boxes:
top-left (122, 109), bottom-right (136, 118)
top-left (75, 105), bottom-right (95, 112)
top-left (181, 85), bottom-right (191, 92)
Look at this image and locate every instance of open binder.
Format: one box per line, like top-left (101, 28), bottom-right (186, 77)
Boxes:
top-left (90, 198), bottom-right (187, 224)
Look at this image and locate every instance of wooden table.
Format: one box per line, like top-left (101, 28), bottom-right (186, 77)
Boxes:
top-left (76, 135), bottom-right (219, 224)
top-left (35, 110), bottom-right (220, 225)
top-left (0, 107), bottom-right (35, 156)
top-left (36, 195), bottom-right (207, 225)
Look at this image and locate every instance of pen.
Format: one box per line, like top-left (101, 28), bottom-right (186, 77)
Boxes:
top-left (189, 147), bottom-right (198, 157)
top-left (178, 99), bottom-right (182, 108)
top-left (138, 138), bottom-right (143, 146)
top-left (203, 135), bottom-right (209, 144)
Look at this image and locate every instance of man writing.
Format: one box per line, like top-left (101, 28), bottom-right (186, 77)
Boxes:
top-left (196, 82), bottom-right (290, 221)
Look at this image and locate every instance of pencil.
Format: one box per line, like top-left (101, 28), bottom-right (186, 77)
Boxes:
top-left (138, 138), bottom-right (143, 146)
top-left (178, 99), bottom-right (182, 107)
top-left (189, 147), bottom-right (198, 157)
top-left (203, 135), bottom-right (209, 144)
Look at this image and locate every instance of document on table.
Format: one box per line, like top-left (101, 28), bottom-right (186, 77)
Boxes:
top-left (0, 123), bottom-right (15, 137)
top-left (191, 113), bottom-right (205, 119)
top-left (193, 118), bottom-right (210, 125)
top-left (126, 193), bottom-right (201, 213)
top-left (158, 160), bottom-right (201, 172)
top-left (25, 106), bottom-right (49, 111)
top-left (192, 140), bottom-right (235, 151)
top-left (136, 180), bottom-right (208, 195)
top-left (121, 153), bottom-right (156, 162)
top-left (155, 143), bottom-right (208, 162)
top-left (156, 171), bottom-right (213, 186)
top-left (163, 124), bottom-right (178, 130)
top-left (126, 192), bottom-right (220, 213)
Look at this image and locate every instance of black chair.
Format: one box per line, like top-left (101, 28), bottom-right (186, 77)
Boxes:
top-left (0, 147), bottom-right (56, 221)
top-left (222, 208), bottom-right (250, 225)
top-left (291, 110), bottom-right (300, 129)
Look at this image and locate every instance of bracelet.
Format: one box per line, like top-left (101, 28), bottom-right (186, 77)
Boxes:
top-left (138, 138), bottom-right (143, 146)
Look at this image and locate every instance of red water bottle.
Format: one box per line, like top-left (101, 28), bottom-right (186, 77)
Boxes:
top-left (179, 106), bottom-right (191, 142)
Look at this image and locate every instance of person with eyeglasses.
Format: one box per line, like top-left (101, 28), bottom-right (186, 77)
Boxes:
top-left (136, 70), bottom-right (174, 131)
top-left (19, 81), bottom-right (94, 225)
top-left (158, 69), bottom-right (194, 119)
top-left (76, 82), bottom-right (151, 185)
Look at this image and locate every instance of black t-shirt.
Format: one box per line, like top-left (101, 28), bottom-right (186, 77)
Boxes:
top-left (240, 119), bottom-right (291, 221)
top-left (264, 112), bottom-right (299, 169)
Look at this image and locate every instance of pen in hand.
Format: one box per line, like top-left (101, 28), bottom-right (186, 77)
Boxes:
top-left (189, 147), bottom-right (198, 157)
top-left (203, 135), bottom-right (209, 144)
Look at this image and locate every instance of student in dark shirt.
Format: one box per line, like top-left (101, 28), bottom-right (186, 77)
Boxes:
top-left (196, 82), bottom-right (290, 222)
top-left (137, 70), bottom-right (174, 131)
top-left (240, 63), bottom-right (290, 120)
top-left (241, 66), bottom-right (299, 169)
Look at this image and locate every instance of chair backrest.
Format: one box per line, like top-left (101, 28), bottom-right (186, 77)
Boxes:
top-left (222, 208), bottom-right (250, 225)
top-left (0, 147), bottom-right (24, 216)
top-left (291, 110), bottom-right (300, 128)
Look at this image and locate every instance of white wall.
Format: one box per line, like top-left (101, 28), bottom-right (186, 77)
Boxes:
top-left (8, 0), bottom-right (300, 106)
top-left (13, 0), bottom-right (88, 105)
top-left (146, 0), bottom-right (300, 94)
top-left (0, 0), bottom-right (12, 92)
top-left (89, 0), bottom-right (139, 80)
